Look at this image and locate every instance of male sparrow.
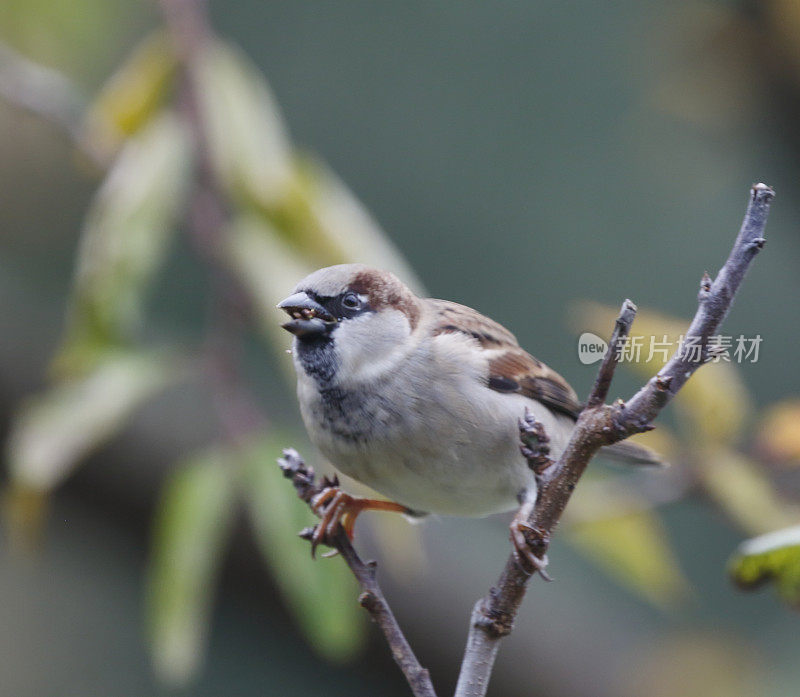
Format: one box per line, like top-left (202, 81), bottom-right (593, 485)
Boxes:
top-left (279, 264), bottom-right (658, 568)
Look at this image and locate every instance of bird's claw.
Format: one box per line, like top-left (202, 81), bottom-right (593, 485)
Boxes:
top-left (510, 516), bottom-right (552, 580)
top-left (519, 407), bottom-right (554, 477)
top-left (308, 485), bottom-right (355, 558)
top-left (304, 483), bottom-right (413, 559)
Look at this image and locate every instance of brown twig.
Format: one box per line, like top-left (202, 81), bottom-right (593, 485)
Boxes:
top-left (278, 449), bottom-right (437, 697)
top-left (158, 0), bottom-right (269, 445)
top-left (585, 299), bottom-right (637, 409)
top-left (453, 183), bottom-right (774, 697)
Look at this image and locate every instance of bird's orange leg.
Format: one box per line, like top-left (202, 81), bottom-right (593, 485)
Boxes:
top-left (309, 486), bottom-right (411, 558)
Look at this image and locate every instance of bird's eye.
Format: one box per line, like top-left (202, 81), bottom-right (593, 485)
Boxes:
top-left (342, 292), bottom-right (361, 310)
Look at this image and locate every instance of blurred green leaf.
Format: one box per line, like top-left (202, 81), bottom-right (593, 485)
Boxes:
top-left (193, 42), bottom-right (351, 266)
top-left (0, 0), bottom-right (129, 79)
top-left (146, 449), bottom-right (237, 687)
top-left (293, 154), bottom-right (425, 293)
top-left (258, 156), bottom-right (352, 267)
top-left (6, 349), bottom-right (183, 492)
top-left (240, 435), bottom-right (366, 662)
top-left (224, 213), bottom-right (312, 376)
top-left (83, 30), bottom-right (176, 160)
top-left (195, 41), bottom-right (292, 210)
top-left (729, 525), bottom-right (800, 609)
top-left (699, 446), bottom-right (800, 536)
top-left (566, 486), bottom-right (690, 609)
top-left (55, 112), bottom-right (191, 376)
top-left (196, 41), bottom-right (426, 286)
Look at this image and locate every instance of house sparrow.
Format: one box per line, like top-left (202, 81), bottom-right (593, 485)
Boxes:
top-left (279, 264), bottom-right (659, 570)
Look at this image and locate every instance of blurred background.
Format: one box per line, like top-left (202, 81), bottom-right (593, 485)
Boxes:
top-left (2, 1), bottom-right (800, 696)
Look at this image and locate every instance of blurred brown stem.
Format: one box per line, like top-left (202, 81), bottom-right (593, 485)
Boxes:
top-left (159, 0), bottom-right (268, 444)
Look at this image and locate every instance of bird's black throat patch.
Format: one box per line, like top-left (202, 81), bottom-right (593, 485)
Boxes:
top-left (295, 336), bottom-right (338, 387)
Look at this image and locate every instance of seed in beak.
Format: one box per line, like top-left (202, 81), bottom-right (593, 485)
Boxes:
top-left (293, 311), bottom-right (302, 319)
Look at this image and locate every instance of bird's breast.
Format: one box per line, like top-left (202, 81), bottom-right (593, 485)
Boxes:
top-left (296, 366), bottom-right (549, 516)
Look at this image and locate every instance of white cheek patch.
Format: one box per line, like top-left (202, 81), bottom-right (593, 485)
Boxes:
top-left (335, 310), bottom-right (412, 385)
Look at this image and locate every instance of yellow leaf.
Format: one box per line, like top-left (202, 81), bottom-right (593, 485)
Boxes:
top-left (55, 113), bottom-right (191, 375)
top-left (259, 157), bottom-right (352, 267)
top-left (2, 483), bottom-right (48, 552)
top-left (194, 41), bottom-right (293, 210)
top-left (83, 30), bottom-right (176, 159)
top-left (566, 482), bottom-right (690, 609)
top-left (755, 399), bottom-right (800, 465)
top-left (699, 446), bottom-right (800, 536)
top-left (224, 214), bottom-right (314, 377)
top-left (195, 40), bottom-right (425, 286)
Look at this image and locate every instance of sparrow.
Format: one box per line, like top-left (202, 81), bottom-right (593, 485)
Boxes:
top-left (278, 264), bottom-right (659, 570)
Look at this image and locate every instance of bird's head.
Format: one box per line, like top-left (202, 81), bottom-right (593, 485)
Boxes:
top-left (278, 264), bottom-right (421, 384)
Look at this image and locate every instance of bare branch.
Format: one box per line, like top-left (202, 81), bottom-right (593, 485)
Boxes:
top-left (454, 183), bottom-right (774, 697)
top-left (156, 0), bottom-right (270, 445)
top-left (585, 298), bottom-right (637, 408)
top-left (623, 183), bottom-right (774, 426)
top-left (278, 449), bottom-right (437, 697)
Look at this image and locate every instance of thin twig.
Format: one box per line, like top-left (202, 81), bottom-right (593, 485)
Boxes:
top-left (623, 183), bottom-right (773, 424)
top-left (278, 449), bottom-right (437, 697)
top-left (158, 0), bottom-right (269, 444)
top-left (585, 299), bottom-right (637, 409)
top-left (454, 183), bottom-right (774, 697)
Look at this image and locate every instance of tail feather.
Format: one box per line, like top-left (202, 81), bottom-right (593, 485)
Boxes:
top-left (599, 440), bottom-right (666, 467)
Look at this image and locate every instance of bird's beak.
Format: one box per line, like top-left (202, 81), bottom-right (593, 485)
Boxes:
top-left (277, 292), bottom-right (337, 338)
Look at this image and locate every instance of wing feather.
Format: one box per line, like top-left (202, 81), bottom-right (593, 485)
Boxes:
top-left (430, 300), bottom-right (581, 418)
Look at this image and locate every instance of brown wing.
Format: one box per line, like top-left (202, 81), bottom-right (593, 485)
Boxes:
top-left (485, 347), bottom-right (581, 418)
top-left (429, 299), bottom-right (519, 347)
top-left (430, 299), bottom-right (581, 419)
